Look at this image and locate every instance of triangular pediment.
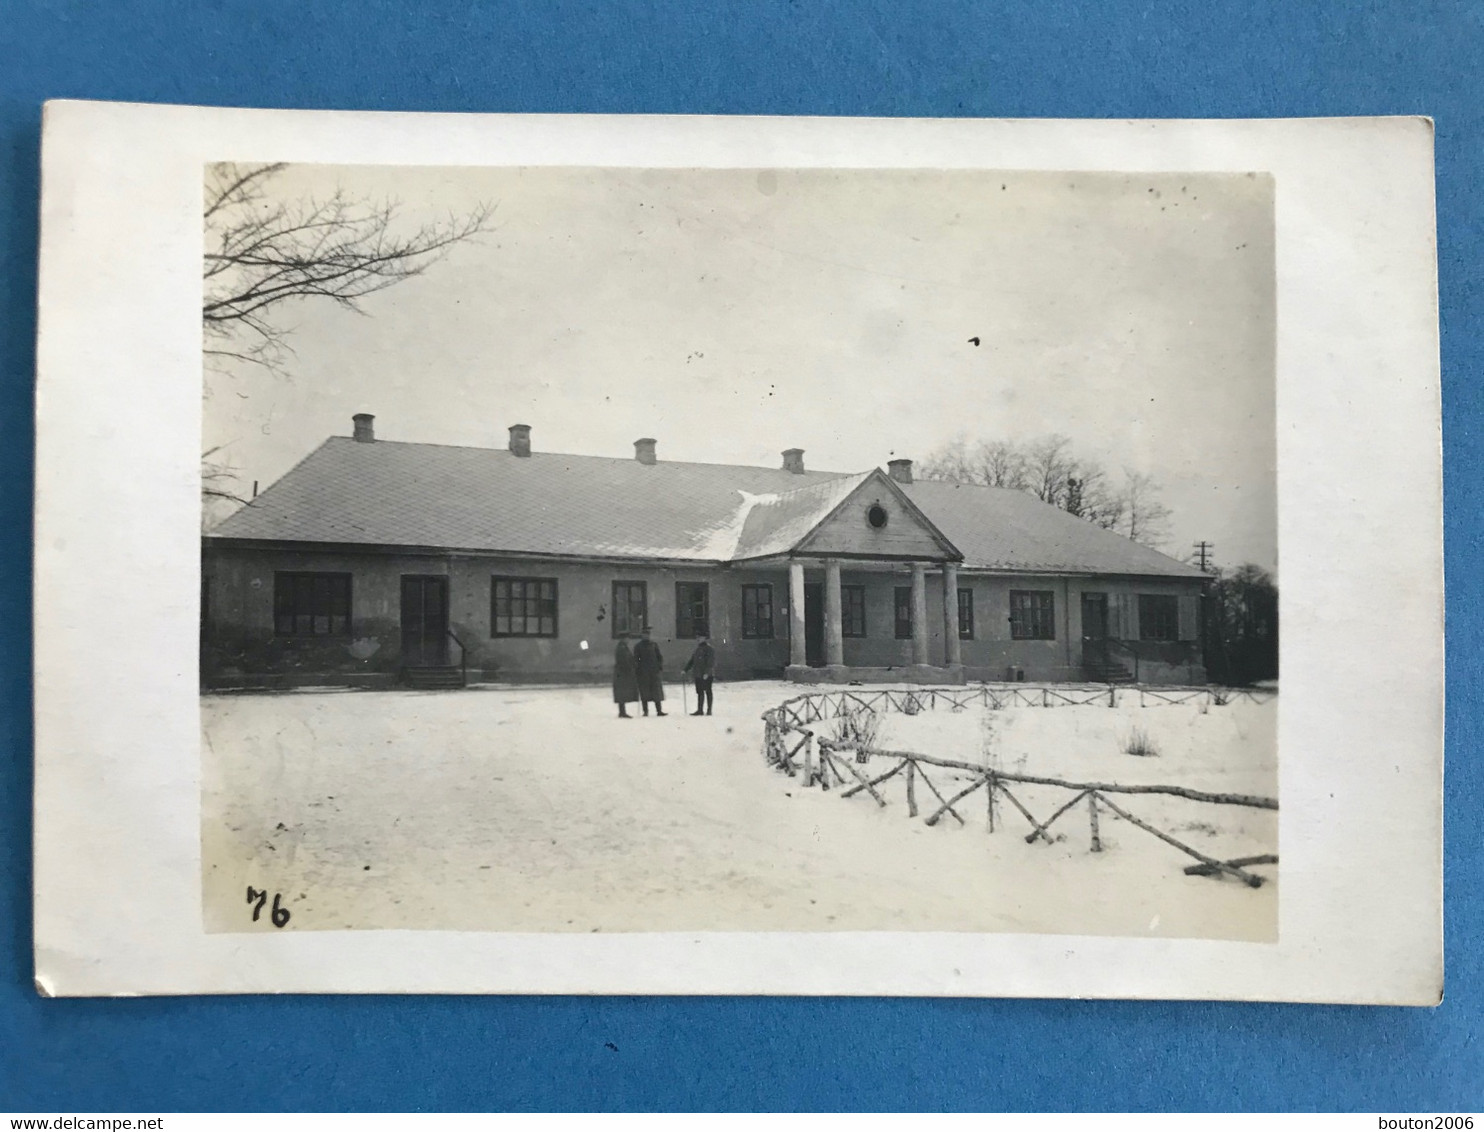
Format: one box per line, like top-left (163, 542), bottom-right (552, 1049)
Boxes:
top-left (789, 469), bottom-right (962, 561)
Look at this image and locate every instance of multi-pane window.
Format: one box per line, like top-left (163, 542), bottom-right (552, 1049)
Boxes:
top-left (741, 583), bottom-right (774, 639)
top-left (957, 587), bottom-right (974, 640)
top-left (894, 587), bottom-right (913, 639)
top-left (675, 582), bottom-right (710, 639)
top-left (492, 577), bottom-right (557, 638)
top-left (611, 581), bottom-right (648, 638)
top-left (1009, 590), bottom-right (1056, 640)
top-left (274, 572), bottom-right (351, 637)
top-left (842, 585), bottom-right (866, 638)
top-left (1139, 594), bottom-right (1180, 642)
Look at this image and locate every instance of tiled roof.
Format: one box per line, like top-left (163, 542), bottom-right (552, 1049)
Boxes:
top-left (902, 479), bottom-right (1204, 578)
top-left (730, 472), bottom-right (873, 561)
top-left (208, 436), bottom-right (1204, 578)
top-left (210, 438), bottom-right (843, 562)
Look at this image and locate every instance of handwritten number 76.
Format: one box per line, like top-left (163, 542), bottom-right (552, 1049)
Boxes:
top-left (246, 886), bottom-right (291, 928)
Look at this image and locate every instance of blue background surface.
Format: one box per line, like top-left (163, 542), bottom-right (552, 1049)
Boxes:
top-left (2, 0), bottom-right (1479, 1112)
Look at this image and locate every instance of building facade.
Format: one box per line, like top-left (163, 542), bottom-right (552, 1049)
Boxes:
top-left (202, 418), bottom-right (1208, 688)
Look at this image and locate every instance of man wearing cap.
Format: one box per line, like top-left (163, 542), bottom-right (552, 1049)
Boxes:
top-left (683, 636), bottom-right (716, 716)
top-left (632, 626), bottom-right (667, 717)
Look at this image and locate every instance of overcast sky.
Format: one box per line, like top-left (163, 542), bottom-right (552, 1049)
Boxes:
top-left (204, 163), bottom-right (1276, 572)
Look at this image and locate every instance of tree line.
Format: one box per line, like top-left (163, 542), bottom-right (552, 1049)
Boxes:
top-left (919, 434), bottom-right (1173, 548)
top-left (1203, 563), bottom-right (1278, 686)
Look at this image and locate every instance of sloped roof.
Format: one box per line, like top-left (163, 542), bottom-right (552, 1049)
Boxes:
top-left (901, 479), bottom-right (1204, 578)
top-left (730, 472), bottom-right (874, 561)
top-left (208, 435), bottom-right (1204, 578)
top-left (210, 437), bottom-right (843, 561)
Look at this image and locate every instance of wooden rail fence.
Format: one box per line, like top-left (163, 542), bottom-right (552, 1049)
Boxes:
top-left (761, 684), bottom-right (1278, 888)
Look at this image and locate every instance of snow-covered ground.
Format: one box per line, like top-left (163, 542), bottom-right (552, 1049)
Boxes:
top-left (201, 681), bottom-right (1276, 940)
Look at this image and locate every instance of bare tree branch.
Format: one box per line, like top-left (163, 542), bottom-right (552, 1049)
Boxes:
top-left (201, 163), bottom-right (493, 510)
top-left (920, 434), bottom-right (1175, 549)
top-left (202, 162), bottom-right (492, 380)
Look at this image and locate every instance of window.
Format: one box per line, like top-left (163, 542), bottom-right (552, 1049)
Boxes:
top-left (611, 581), bottom-right (648, 638)
top-left (866, 503), bottom-right (889, 529)
top-left (274, 572), bottom-right (351, 637)
top-left (1139, 593), bottom-right (1180, 641)
top-left (741, 583), bottom-right (774, 639)
top-left (492, 577), bottom-right (558, 637)
top-left (1009, 590), bottom-right (1056, 640)
top-left (894, 587), bottom-right (913, 639)
top-left (842, 585), bottom-right (866, 638)
top-left (675, 582), bottom-right (710, 639)
top-left (957, 587), bottom-right (974, 640)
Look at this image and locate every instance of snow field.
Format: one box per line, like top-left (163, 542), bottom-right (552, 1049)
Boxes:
top-left (202, 681), bottom-right (1276, 939)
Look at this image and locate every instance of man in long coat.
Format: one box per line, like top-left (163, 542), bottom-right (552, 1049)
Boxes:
top-left (633, 627), bottom-right (667, 717)
top-left (613, 634), bottom-right (639, 718)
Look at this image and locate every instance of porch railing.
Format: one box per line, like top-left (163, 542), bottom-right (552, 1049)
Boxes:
top-left (446, 627), bottom-right (467, 687)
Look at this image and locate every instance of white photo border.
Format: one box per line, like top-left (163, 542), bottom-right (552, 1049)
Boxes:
top-left (33, 104), bottom-right (1443, 1001)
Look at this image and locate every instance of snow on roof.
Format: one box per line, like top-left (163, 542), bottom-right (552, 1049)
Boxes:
top-left (730, 472), bottom-right (875, 561)
top-left (208, 435), bottom-right (1204, 577)
top-left (901, 479), bottom-right (1204, 577)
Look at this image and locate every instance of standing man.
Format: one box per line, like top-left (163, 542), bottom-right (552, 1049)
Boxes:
top-left (613, 632), bottom-right (638, 719)
top-left (683, 635), bottom-right (716, 716)
top-left (633, 626), bottom-right (667, 717)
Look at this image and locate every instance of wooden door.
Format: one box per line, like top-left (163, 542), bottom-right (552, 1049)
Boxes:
top-left (804, 582), bottom-right (825, 667)
top-left (401, 575), bottom-right (450, 666)
top-left (1080, 592), bottom-right (1109, 668)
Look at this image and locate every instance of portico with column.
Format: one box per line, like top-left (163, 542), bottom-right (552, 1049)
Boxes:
top-left (783, 554), bottom-right (967, 683)
top-left (736, 463), bottom-right (967, 683)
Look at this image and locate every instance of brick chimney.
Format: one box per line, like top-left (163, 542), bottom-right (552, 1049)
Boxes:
top-left (887, 458), bottom-right (914, 484)
top-left (352, 413), bottom-right (375, 443)
top-left (782, 448), bottom-right (806, 474)
top-left (508, 423), bottom-right (532, 457)
top-left (634, 438), bottom-right (657, 465)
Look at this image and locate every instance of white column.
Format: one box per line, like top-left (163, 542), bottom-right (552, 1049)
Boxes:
top-left (911, 561), bottom-right (929, 666)
top-left (788, 560), bottom-right (807, 668)
top-left (942, 561), bottom-right (962, 667)
top-left (824, 558), bottom-right (844, 666)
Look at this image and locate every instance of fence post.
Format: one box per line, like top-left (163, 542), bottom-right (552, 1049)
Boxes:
top-left (906, 758), bottom-right (918, 817)
top-left (1088, 792), bottom-right (1103, 853)
top-left (803, 734), bottom-right (814, 788)
top-left (986, 774), bottom-right (996, 833)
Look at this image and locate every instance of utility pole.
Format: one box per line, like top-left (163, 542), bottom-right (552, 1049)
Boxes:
top-left (1192, 540), bottom-right (1216, 683)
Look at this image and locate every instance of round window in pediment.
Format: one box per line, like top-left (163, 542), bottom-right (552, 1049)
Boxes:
top-left (866, 503), bottom-right (889, 529)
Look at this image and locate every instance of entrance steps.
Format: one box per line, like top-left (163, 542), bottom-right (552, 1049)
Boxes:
top-left (402, 665), bottom-right (466, 690)
top-left (1083, 660), bottom-right (1135, 684)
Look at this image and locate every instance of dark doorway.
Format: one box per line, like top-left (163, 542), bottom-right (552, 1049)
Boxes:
top-left (401, 575), bottom-right (450, 666)
top-left (803, 582), bottom-right (825, 667)
top-left (1080, 592), bottom-right (1109, 668)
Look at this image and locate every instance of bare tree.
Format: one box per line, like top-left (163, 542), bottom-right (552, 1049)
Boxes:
top-left (203, 162), bottom-right (493, 377)
top-left (920, 437), bottom-right (1030, 490)
top-left (918, 437), bottom-right (977, 484)
top-left (1024, 434), bottom-right (1076, 505)
top-left (919, 434), bottom-right (1173, 549)
top-left (973, 439), bottom-right (1029, 490)
top-left (201, 164), bottom-right (492, 518)
top-left (1115, 469), bottom-right (1173, 548)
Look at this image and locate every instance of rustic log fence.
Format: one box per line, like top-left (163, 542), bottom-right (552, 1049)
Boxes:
top-left (761, 683), bottom-right (1278, 888)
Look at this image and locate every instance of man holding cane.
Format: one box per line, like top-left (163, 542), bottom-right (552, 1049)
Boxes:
top-left (683, 635), bottom-right (716, 717)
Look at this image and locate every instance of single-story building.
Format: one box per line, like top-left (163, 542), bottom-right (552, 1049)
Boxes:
top-left (202, 416), bottom-right (1209, 689)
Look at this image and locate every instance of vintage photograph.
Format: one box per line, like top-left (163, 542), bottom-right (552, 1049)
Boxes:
top-left (198, 163), bottom-right (1278, 940)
